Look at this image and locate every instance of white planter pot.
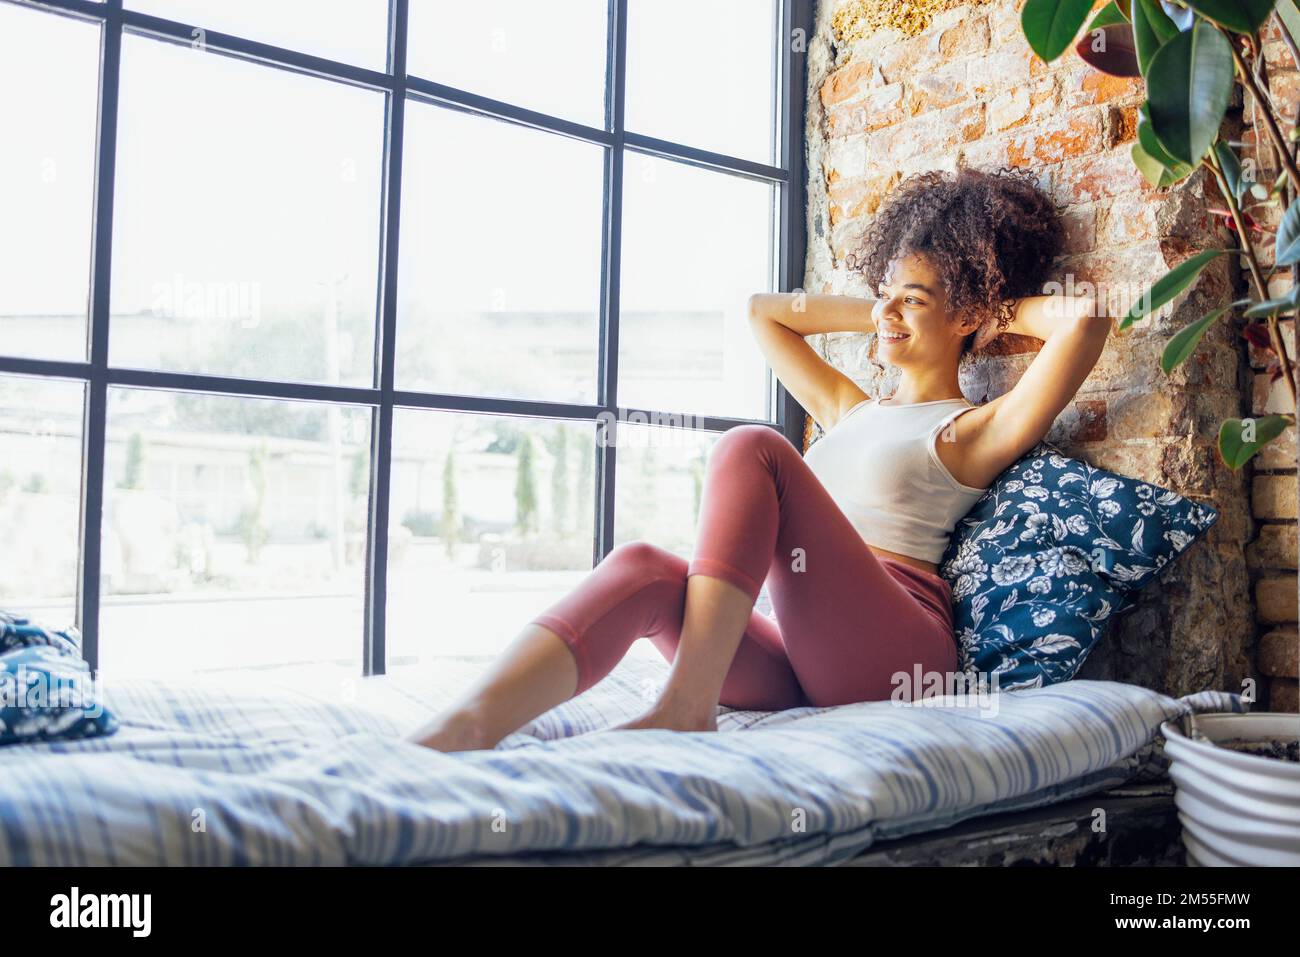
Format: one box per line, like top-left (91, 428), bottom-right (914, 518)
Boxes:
top-left (1160, 712), bottom-right (1300, 867)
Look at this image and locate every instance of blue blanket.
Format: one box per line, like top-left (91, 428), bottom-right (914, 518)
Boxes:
top-left (0, 655), bottom-right (1244, 865)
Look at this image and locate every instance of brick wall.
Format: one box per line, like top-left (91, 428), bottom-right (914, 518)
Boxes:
top-left (801, 0), bottom-right (1296, 704)
top-left (1242, 17), bottom-right (1299, 711)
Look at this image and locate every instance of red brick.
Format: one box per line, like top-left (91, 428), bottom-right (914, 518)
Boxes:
top-left (954, 101), bottom-right (986, 142)
top-left (1061, 204), bottom-right (1098, 254)
top-left (1059, 63), bottom-right (1145, 109)
top-left (904, 60), bottom-right (968, 116)
top-left (877, 32), bottom-right (948, 85)
top-left (986, 1), bottom-right (1026, 49)
top-left (1106, 389), bottom-right (1180, 441)
top-left (827, 169), bottom-right (901, 225)
top-left (959, 134), bottom-right (1011, 171)
top-left (1253, 369), bottom-right (1293, 415)
top-left (1052, 147), bottom-right (1155, 204)
top-left (1255, 473), bottom-right (1299, 520)
top-left (987, 75), bottom-right (1056, 131)
top-left (1256, 423), bottom-right (1298, 469)
top-left (969, 46), bottom-right (1033, 97)
top-left (884, 102), bottom-right (984, 162)
top-left (824, 83), bottom-right (905, 137)
top-left (1101, 193), bottom-right (1160, 245)
top-left (1246, 523), bottom-right (1297, 570)
top-left (1267, 677), bottom-right (1298, 712)
top-left (938, 13), bottom-right (990, 57)
top-left (1072, 398), bottom-right (1108, 442)
top-left (1262, 39), bottom-right (1297, 71)
top-left (820, 60), bottom-right (877, 108)
top-left (1256, 575), bottom-right (1298, 623)
top-left (1260, 629), bottom-right (1298, 677)
top-left (1006, 110), bottom-right (1105, 166)
top-left (1058, 243), bottom-right (1173, 317)
top-left (1084, 67), bottom-right (1144, 104)
top-left (1109, 104), bottom-right (1140, 147)
top-left (1263, 69), bottom-right (1300, 123)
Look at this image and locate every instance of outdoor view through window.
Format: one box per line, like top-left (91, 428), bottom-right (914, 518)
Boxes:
top-left (0, 0), bottom-right (789, 679)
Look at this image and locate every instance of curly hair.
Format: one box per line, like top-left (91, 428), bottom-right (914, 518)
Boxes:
top-left (847, 166), bottom-right (1064, 356)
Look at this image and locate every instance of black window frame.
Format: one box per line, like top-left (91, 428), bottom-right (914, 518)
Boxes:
top-left (0, 0), bottom-right (814, 673)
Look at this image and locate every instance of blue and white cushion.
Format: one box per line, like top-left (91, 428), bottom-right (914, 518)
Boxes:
top-left (937, 442), bottom-right (1220, 691)
top-left (0, 610), bottom-right (118, 746)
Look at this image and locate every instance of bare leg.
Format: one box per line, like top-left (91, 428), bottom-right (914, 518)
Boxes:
top-left (404, 623), bottom-right (578, 752)
top-left (407, 539), bottom-right (804, 751)
top-left (609, 574), bottom-right (753, 732)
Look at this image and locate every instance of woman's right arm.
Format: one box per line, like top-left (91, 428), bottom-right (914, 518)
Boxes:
top-left (746, 293), bottom-right (878, 433)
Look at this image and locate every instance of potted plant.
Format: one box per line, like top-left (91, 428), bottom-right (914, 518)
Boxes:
top-left (1160, 710), bottom-right (1299, 864)
top-left (1020, 0), bottom-right (1300, 864)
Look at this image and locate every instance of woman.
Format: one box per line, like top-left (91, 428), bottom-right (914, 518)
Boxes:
top-left (408, 166), bottom-right (1112, 752)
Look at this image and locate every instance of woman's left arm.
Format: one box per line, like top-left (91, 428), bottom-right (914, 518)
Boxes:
top-left (969, 293), bottom-right (1113, 469)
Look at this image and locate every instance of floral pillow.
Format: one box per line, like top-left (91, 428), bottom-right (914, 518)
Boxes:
top-left (937, 442), bottom-right (1219, 691)
top-left (0, 610), bottom-right (119, 746)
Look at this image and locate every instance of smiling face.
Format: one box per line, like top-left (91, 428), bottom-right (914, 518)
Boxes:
top-left (871, 252), bottom-right (981, 372)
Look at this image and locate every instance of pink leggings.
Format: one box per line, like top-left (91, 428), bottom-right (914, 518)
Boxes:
top-left (529, 424), bottom-right (959, 710)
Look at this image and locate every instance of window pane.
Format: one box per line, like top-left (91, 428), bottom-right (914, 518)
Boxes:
top-left (407, 0), bottom-right (606, 128)
top-left (110, 37), bottom-right (384, 387)
top-left (619, 155), bottom-right (774, 420)
top-left (101, 388), bottom-right (371, 676)
top-left (126, 0), bottom-right (388, 70)
top-left (387, 409), bottom-right (597, 668)
top-left (397, 105), bottom-right (603, 403)
top-left (0, 6), bottom-right (99, 362)
top-left (0, 375), bottom-right (85, 625)
top-left (613, 420), bottom-right (718, 555)
top-left (626, 0), bottom-right (777, 162)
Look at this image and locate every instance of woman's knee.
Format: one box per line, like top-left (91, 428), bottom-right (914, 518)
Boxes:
top-left (603, 539), bottom-right (688, 581)
top-left (709, 424), bottom-right (795, 471)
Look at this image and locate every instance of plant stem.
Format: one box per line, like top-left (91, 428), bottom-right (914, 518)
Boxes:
top-left (1205, 150), bottom-right (1299, 409)
top-left (1225, 26), bottom-right (1300, 191)
top-left (1247, 31), bottom-right (1292, 194)
top-left (1268, 12), bottom-right (1300, 312)
top-left (1272, 10), bottom-right (1300, 83)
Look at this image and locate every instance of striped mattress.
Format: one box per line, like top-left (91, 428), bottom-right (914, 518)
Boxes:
top-left (0, 654), bottom-right (1245, 866)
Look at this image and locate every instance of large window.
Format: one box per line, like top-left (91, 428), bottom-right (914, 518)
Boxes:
top-left (0, 0), bottom-right (811, 678)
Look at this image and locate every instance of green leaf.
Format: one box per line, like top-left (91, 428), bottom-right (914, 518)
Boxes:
top-left (1131, 0), bottom-right (1180, 75)
top-left (1021, 0), bottom-right (1096, 61)
top-left (1120, 248), bottom-right (1230, 329)
top-left (1277, 197), bottom-right (1300, 265)
top-left (1137, 102), bottom-right (1194, 178)
top-left (1218, 414), bottom-right (1292, 469)
top-left (1162, 299), bottom-right (1250, 372)
top-left (1132, 139), bottom-right (1179, 186)
top-left (1270, 168), bottom-right (1290, 198)
top-left (1182, 0), bottom-right (1277, 34)
top-left (1090, 0), bottom-right (1131, 28)
top-left (1214, 141), bottom-right (1250, 203)
top-left (1146, 22), bottom-right (1235, 165)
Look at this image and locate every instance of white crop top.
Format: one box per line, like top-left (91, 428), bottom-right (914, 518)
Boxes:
top-left (802, 396), bottom-right (988, 564)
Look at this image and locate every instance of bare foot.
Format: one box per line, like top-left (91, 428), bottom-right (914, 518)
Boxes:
top-left (606, 706), bottom-right (718, 734)
top-left (404, 709), bottom-right (493, 752)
